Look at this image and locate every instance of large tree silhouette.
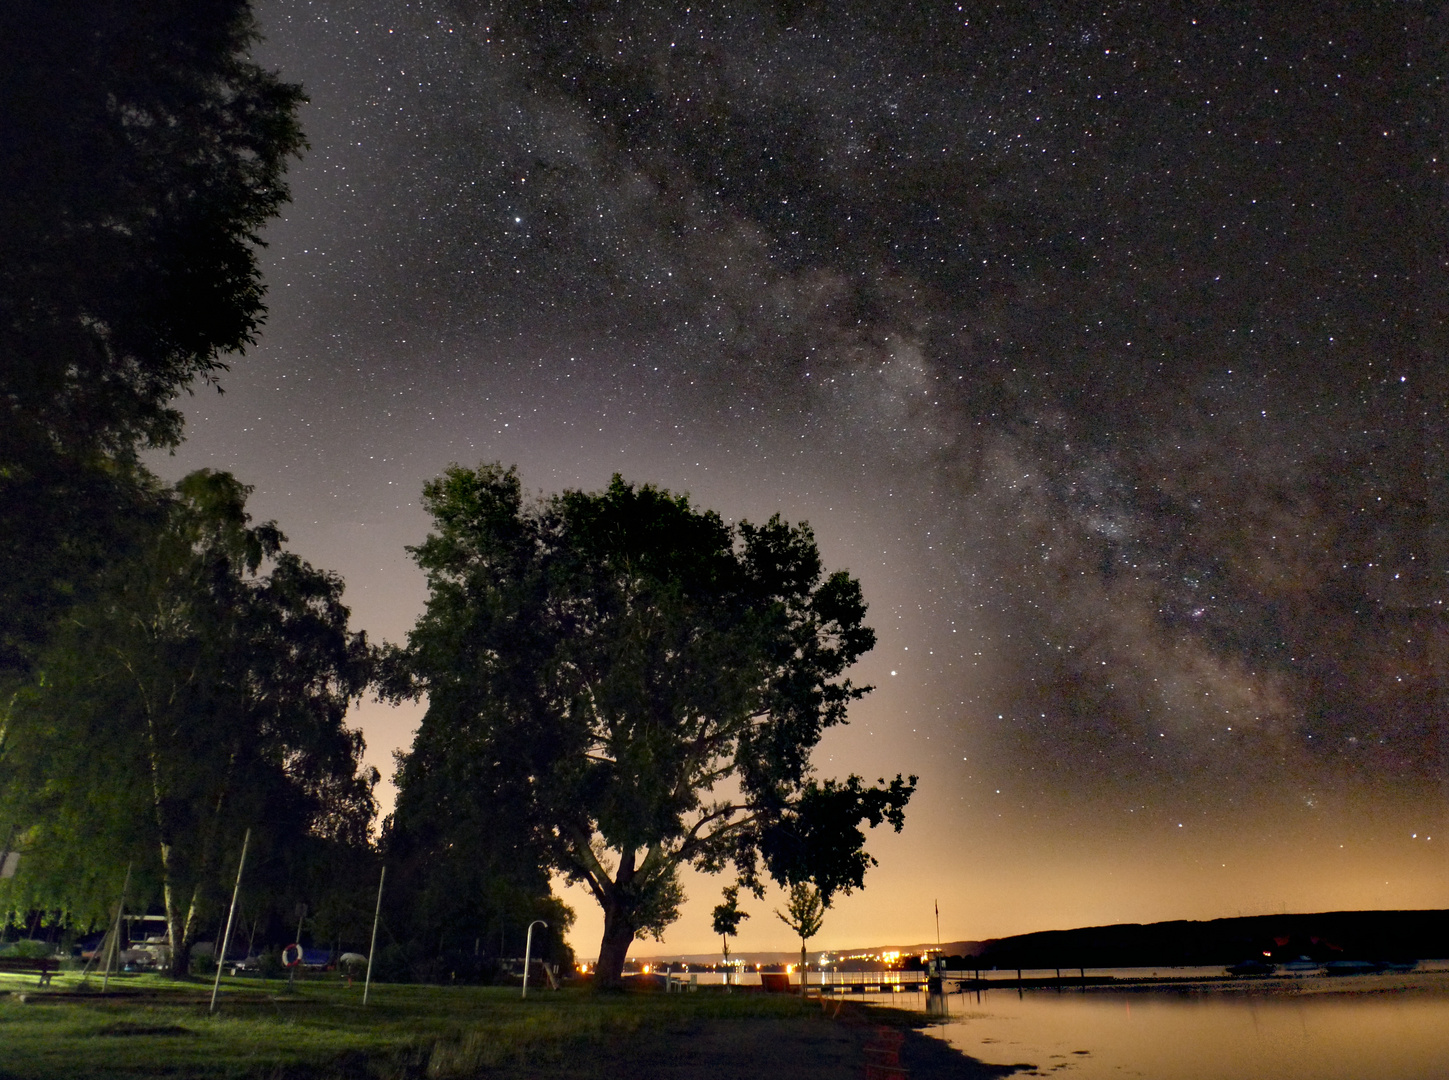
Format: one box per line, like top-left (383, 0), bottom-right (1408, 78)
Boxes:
top-left (0, 0), bottom-right (305, 675)
top-left (390, 464), bottom-right (913, 988)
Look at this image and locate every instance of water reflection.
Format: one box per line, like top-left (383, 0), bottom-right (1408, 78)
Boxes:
top-left (926, 973), bottom-right (1449, 1079)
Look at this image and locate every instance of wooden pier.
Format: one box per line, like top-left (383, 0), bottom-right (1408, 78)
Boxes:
top-left (818, 972), bottom-right (931, 994)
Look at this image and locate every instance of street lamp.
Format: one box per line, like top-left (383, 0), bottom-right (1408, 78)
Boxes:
top-left (521, 920), bottom-right (548, 998)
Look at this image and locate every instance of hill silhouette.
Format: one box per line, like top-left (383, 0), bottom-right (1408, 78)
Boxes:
top-left (923, 909), bottom-right (1449, 968)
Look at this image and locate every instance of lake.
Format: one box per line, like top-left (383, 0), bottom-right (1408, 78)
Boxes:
top-left (925, 970), bottom-right (1449, 1079)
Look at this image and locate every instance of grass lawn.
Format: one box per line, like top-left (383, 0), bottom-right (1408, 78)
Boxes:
top-left (0, 971), bottom-right (995, 1080)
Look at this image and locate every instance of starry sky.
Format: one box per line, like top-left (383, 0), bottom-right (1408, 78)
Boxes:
top-left (152, 0), bottom-right (1447, 958)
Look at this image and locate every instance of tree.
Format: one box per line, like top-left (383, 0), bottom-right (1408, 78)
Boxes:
top-left (390, 463), bottom-right (914, 988)
top-left (776, 882), bottom-right (825, 998)
top-left (383, 743), bottom-right (575, 983)
top-left (0, 0), bottom-right (305, 677)
top-left (0, 471), bottom-right (375, 974)
top-left (711, 885), bottom-right (749, 988)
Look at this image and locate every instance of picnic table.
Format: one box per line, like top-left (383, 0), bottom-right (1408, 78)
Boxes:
top-left (0, 956), bottom-right (56, 986)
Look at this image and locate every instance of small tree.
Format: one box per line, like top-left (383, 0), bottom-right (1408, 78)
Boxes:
top-left (776, 882), bottom-right (825, 998)
top-left (711, 885), bottom-right (749, 988)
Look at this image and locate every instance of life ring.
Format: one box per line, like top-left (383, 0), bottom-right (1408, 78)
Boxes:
top-left (282, 944), bottom-right (304, 968)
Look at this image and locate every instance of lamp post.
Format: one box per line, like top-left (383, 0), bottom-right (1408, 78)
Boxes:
top-left (521, 919), bottom-right (548, 998)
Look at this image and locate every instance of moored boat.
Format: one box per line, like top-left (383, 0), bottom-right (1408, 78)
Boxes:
top-left (1323, 959), bottom-right (1377, 976)
top-left (1227, 959), bottom-right (1276, 976)
top-left (1279, 956), bottom-right (1323, 975)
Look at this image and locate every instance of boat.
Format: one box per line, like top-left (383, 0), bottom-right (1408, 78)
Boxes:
top-left (1323, 960), bottom-right (1377, 976)
top-left (1374, 960), bottom-right (1418, 973)
top-left (1279, 956), bottom-right (1322, 976)
top-left (1227, 959), bottom-right (1276, 976)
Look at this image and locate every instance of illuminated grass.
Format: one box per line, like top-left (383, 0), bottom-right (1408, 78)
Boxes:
top-left (0, 972), bottom-right (847, 1079)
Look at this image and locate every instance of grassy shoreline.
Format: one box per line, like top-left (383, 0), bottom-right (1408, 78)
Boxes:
top-left (0, 972), bottom-right (1022, 1079)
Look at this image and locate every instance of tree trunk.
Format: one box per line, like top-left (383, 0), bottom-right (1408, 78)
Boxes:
top-left (164, 880), bottom-right (202, 978)
top-left (160, 843), bottom-right (190, 978)
top-left (800, 940), bottom-right (807, 998)
top-left (170, 936), bottom-right (195, 979)
top-left (593, 901), bottom-right (636, 991)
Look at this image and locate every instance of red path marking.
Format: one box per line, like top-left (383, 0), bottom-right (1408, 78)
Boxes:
top-left (864, 1025), bottom-right (908, 1079)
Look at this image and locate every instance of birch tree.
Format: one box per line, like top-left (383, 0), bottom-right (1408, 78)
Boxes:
top-left (0, 471), bottom-right (375, 973)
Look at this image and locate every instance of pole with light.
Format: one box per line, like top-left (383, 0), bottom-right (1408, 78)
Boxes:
top-left (521, 919), bottom-right (548, 998)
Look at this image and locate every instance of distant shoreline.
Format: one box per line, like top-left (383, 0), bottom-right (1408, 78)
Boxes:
top-left (631, 908), bottom-right (1449, 970)
top-left (947, 968), bottom-right (1449, 997)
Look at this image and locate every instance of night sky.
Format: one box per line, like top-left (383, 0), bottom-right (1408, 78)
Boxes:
top-left (152, 0), bottom-right (1447, 958)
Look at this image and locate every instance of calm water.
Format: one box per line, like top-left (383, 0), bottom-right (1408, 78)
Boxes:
top-left (927, 974), bottom-right (1449, 1079)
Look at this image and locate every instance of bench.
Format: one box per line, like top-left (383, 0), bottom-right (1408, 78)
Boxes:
top-left (0, 956), bottom-right (56, 986)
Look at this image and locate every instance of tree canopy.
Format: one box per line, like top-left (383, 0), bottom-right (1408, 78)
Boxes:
top-left (0, 471), bottom-right (375, 974)
top-left (0, 0), bottom-right (306, 676)
top-left (0, 4), bottom-right (398, 973)
top-left (389, 464), bottom-right (914, 986)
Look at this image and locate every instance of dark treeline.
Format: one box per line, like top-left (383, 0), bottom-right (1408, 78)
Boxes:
top-left (0, 0), bottom-right (568, 985)
top-left (0, 0), bottom-right (910, 987)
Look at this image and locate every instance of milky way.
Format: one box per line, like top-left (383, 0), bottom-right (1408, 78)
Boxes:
top-left (158, 0), bottom-right (1447, 952)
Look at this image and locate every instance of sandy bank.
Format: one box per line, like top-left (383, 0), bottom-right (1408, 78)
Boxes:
top-left (463, 1006), bottom-right (1028, 1079)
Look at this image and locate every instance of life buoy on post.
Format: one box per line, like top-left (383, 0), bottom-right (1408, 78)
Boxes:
top-left (282, 944), bottom-right (304, 968)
